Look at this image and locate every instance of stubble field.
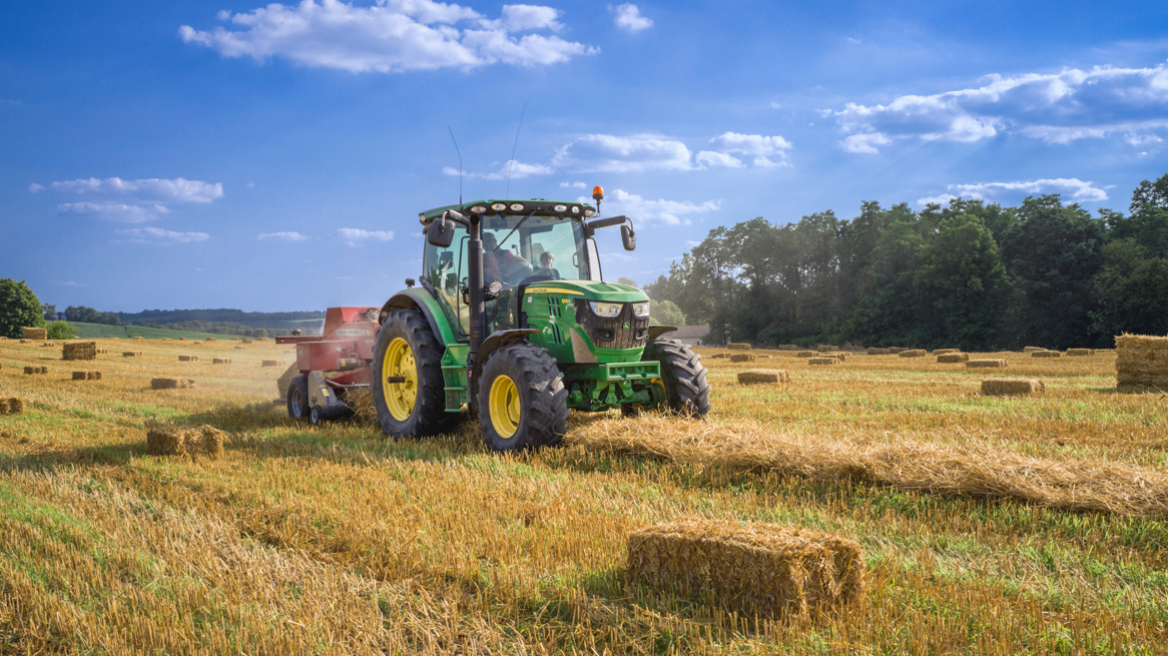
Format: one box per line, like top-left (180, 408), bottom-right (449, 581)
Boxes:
top-left (1, 336), bottom-right (1166, 655)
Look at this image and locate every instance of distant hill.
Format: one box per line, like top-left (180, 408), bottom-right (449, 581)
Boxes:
top-left (71, 322), bottom-right (236, 341)
top-left (116, 309), bottom-right (326, 335)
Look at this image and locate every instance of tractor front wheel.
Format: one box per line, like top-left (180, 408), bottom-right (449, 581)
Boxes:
top-left (372, 308), bottom-right (453, 438)
top-left (642, 338), bottom-right (711, 418)
top-left (476, 343), bottom-right (568, 451)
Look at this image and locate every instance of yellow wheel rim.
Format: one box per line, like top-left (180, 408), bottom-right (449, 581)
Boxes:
top-left (382, 337), bottom-right (417, 422)
top-left (488, 375), bottom-right (521, 439)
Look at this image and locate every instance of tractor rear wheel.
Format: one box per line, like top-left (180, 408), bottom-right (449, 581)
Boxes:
top-left (287, 375), bottom-right (309, 420)
top-left (372, 308), bottom-right (453, 438)
top-left (642, 338), bottom-right (711, 418)
top-left (476, 343), bottom-right (568, 451)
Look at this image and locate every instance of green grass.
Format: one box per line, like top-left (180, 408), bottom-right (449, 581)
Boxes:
top-left (71, 322), bottom-right (240, 341)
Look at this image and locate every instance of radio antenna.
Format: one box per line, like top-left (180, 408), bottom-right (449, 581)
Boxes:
top-left (448, 126), bottom-right (462, 208)
top-left (505, 102), bottom-right (528, 199)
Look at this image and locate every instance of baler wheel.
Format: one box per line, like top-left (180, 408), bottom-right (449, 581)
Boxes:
top-left (287, 375), bottom-right (309, 420)
top-left (371, 308), bottom-right (453, 437)
top-left (310, 405), bottom-right (325, 426)
top-left (476, 342), bottom-right (567, 451)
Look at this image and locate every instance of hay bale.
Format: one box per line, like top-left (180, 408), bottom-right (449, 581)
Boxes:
top-left (796, 351), bottom-right (817, 358)
top-left (212, 358), bottom-right (232, 364)
top-left (708, 353), bottom-right (728, 359)
top-left (4, 399), bottom-right (24, 415)
top-left (24, 366), bottom-right (35, 375)
top-left (19, 339), bottom-right (30, 344)
top-left (1114, 334), bottom-right (1168, 389)
top-left (151, 378), bottom-right (196, 390)
top-left (1023, 346), bottom-right (1046, 353)
top-left (62, 341), bottom-right (97, 361)
top-left (982, 378), bottom-right (1045, 396)
top-left (96, 348), bottom-right (107, 354)
top-left (198, 425), bottom-right (225, 458)
top-left (241, 339), bottom-right (254, 344)
top-left (816, 344), bottom-right (839, 352)
top-left (737, 369), bottom-right (790, 384)
top-left (730, 354), bottom-right (756, 363)
top-left (87, 371), bottom-right (102, 380)
top-left (22, 327), bottom-right (47, 340)
top-left (234, 345), bottom-right (245, 350)
top-left (1032, 351), bottom-right (1062, 358)
top-left (936, 353), bottom-right (970, 363)
top-left (827, 352), bottom-right (848, 361)
top-left (72, 371), bottom-right (88, 381)
top-left (867, 348), bottom-right (890, 355)
top-left (122, 351), bottom-right (142, 357)
top-left (1066, 348), bottom-right (1095, 356)
top-left (276, 363), bottom-right (300, 398)
top-left (627, 518), bottom-right (865, 618)
top-left (262, 360), bottom-right (280, 367)
top-left (727, 343), bottom-right (752, 350)
top-left (967, 359), bottom-right (1008, 369)
top-left (808, 357), bottom-right (838, 365)
top-left (206, 337), bottom-right (217, 341)
top-left (178, 355), bottom-right (199, 362)
top-left (898, 349), bottom-right (926, 358)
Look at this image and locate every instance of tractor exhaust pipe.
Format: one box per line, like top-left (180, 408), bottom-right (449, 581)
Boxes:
top-left (467, 213), bottom-right (485, 354)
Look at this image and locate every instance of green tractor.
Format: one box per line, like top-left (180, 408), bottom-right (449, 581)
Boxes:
top-left (371, 187), bottom-right (711, 451)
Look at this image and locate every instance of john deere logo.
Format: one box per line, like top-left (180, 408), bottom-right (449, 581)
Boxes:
top-left (622, 322), bottom-right (630, 330)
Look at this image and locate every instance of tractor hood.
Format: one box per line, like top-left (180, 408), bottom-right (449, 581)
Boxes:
top-left (523, 280), bottom-right (648, 303)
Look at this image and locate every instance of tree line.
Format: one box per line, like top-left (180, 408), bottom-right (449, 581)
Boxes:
top-left (643, 174), bottom-right (1168, 350)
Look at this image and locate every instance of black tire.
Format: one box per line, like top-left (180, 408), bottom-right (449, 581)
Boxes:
top-left (310, 405), bottom-right (325, 425)
top-left (642, 338), bottom-right (712, 418)
top-left (287, 375), bottom-right (309, 420)
top-left (475, 342), bottom-right (568, 451)
top-left (371, 308), bottom-right (453, 438)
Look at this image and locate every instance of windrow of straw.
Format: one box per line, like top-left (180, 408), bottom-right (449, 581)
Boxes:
top-left (71, 371), bottom-right (102, 381)
top-left (151, 378), bottom-right (196, 390)
top-left (982, 378), bottom-right (1044, 396)
top-left (1032, 351), bottom-right (1062, 358)
top-left (1115, 334), bottom-right (1168, 389)
top-left (62, 341), bottom-right (97, 361)
top-left (729, 354), bottom-right (756, 363)
top-left (21, 327), bottom-right (47, 340)
top-left (898, 349), bottom-right (926, 358)
top-left (145, 424), bottom-right (225, 458)
top-left (23, 366), bottom-right (48, 375)
top-left (808, 357), bottom-right (837, 366)
top-left (627, 518), bottom-right (865, 619)
top-left (737, 369), bottom-right (790, 384)
top-left (867, 348), bottom-right (890, 355)
top-left (569, 417), bottom-right (1168, 518)
top-left (1067, 348), bottom-right (1096, 356)
top-left (0, 398), bottom-right (24, 415)
top-left (967, 359), bottom-right (1007, 369)
top-left (727, 343), bottom-right (752, 350)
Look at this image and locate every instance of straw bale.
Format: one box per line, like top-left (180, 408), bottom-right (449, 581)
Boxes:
top-left (178, 355), bottom-right (199, 362)
top-left (827, 352), bottom-right (848, 361)
top-left (24, 366), bottom-right (35, 375)
top-left (62, 341), bottom-right (97, 361)
top-left (727, 343), bottom-right (752, 350)
top-left (3, 399), bottom-right (24, 415)
top-left (1032, 350), bottom-right (1062, 358)
top-left (627, 518), bottom-right (865, 618)
top-left (96, 348), bottom-right (107, 354)
top-left (206, 337), bottom-right (217, 341)
top-left (22, 327), bottom-right (47, 340)
top-left (1023, 346), bottom-right (1046, 353)
top-left (23, 366), bottom-right (47, 375)
top-left (212, 358), bottom-right (232, 364)
top-left (178, 337), bottom-right (186, 341)
top-left (936, 353), bottom-right (970, 363)
top-left (262, 360), bottom-right (280, 367)
top-left (151, 378), bottom-right (196, 390)
top-left (198, 425), bottom-right (225, 458)
top-left (898, 349), bottom-right (926, 358)
top-left (72, 371), bottom-right (88, 381)
top-left (737, 369), bottom-right (791, 384)
top-left (122, 351), bottom-right (141, 357)
top-left (796, 351), bottom-right (817, 358)
top-left (729, 354), bottom-right (756, 363)
top-left (1066, 348), bottom-right (1095, 356)
top-left (967, 359), bottom-right (1007, 368)
top-left (808, 357), bottom-right (837, 366)
top-left (708, 353), bottom-right (728, 359)
top-left (867, 348), bottom-right (890, 355)
top-left (19, 339), bottom-right (30, 344)
top-left (982, 378), bottom-right (1044, 396)
top-left (87, 371), bottom-right (101, 381)
top-left (242, 339), bottom-right (254, 344)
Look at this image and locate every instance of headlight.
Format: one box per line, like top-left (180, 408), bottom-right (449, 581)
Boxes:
top-left (632, 302), bottom-right (650, 318)
top-left (554, 204), bottom-right (567, 212)
top-left (471, 205), bottom-right (487, 214)
top-left (488, 281), bottom-right (503, 294)
top-left (589, 301), bottom-right (622, 318)
top-left (583, 207), bottom-right (596, 218)
top-left (510, 203), bottom-right (525, 211)
top-left (491, 202), bottom-right (507, 211)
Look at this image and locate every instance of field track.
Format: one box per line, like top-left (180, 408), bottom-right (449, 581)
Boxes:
top-left (2, 338), bottom-right (1166, 654)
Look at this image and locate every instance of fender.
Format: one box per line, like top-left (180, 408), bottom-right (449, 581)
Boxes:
top-left (647, 325), bottom-right (678, 341)
top-left (469, 329), bottom-right (539, 407)
top-left (378, 287), bottom-right (459, 347)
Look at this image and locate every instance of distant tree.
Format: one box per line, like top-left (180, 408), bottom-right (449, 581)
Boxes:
top-left (0, 279), bottom-right (47, 339)
top-left (846, 213), bottom-right (928, 346)
top-left (914, 214), bottom-right (1009, 350)
top-left (616, 276), bottom-right (638, 288)
top-left (43, 303), bottom-right (57, 322)
top-left (649, 299), bottom-right (686, 326)
top-left (46, 320), bottom-right (78, 340)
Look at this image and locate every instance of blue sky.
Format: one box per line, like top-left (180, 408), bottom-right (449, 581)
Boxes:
top-left (3, 0), bottom-right (1167, 313)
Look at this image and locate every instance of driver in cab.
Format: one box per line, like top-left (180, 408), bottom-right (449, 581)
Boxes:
top-left (482, 232), bottom-right (532, 286)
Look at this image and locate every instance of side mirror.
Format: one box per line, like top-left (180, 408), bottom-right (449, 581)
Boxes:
top-left (621, 224), bottom-right (636, 251)
top-left (426, 218), bottom-right (454, 248)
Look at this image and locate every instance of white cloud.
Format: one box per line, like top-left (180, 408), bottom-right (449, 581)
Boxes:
top-left (116, 227), bottom-right (210, 245)
top-left (443, 159), bottom-right (553, 180)
top-left (610, 4), bottom-right (652, 33)
top-left (846, 36), bottom-right (861, 44)
top-left (916, 178), bottom-right (1109, 206)
top-left (258, 231), bottom-right (309, 241)
top-left (835, 62), bottom-right (1168, 152)
top-left (35, 177), bottom-right (223, 203)
top-left (694, 151), bottom-right (743, 169)
top-left (707, 132), bottom-right (793, 167)
top-left (180, 0), bottom-right (596, 73)
top-left (1125, 133), bottom-right (1163, 146)
top-left (589, 188), bottom-right (720, 226)
top-left (552, 134), bottom-right (694, 173)
top-left (337, 227), bottom-right (395, 247)
top-left (770, 102), bottom-right (782, 109)
top-left (57, 202), bottom-right (172, 223)
top-left (559, 181), bottom-right (587, 188)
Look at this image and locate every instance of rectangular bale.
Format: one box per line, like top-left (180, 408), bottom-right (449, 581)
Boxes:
top-left (827, 352), bottom-right (848, 361)
top-left (967, 359), bottom-right (1008, 368)
top-left (898, 349), bottom-right (926, 358)
top-left (261, 360), bottom-right (280, 367)
top-left (627, 518), bottom-right (865, 618)
top-left (727, 343), bottom-right (752, 350)
top-left (982, 378), bottom-right (1045, 396)
top-left (1066, 348), bottom-right (1095, 356)
top-left (1032, 351), bottom-right (1062, 358)
top-left (24, 366), bottom-right (35, 375)
top-left (212, 358), bottom-right (232, 364)
top-left (234, 345), bottom-right (245, 350)
top-left (937, 353), bottom-right (970, 363)
top-left (867, 348), bottom-right (890, 355)
top-left (62, 341), bottom-right (97, 361)
top-left (151, 378), bottom-right (196, 390)
top-left (72, 371), bottom-right (88, 381)
top-left (737, 369), bottom-right (791, 384)
top-left (808, 357), bottom-right (838, 365)
top-left (730, 354), bottom-right (756, 363)
top-left (22, 327), bottom-right (47, 340)
top-left (796, 351), bottom-right (817, 358)
top-left (708, 353), bottom-right (728, 359)
top-left (87, 371), bottom-right (102, 381)
top-left (178, 355), bottom-right (199, 362)
top-left (146, 425), bottom-right (224, 458)
top-left (5, 399), bottom-right (24, 415)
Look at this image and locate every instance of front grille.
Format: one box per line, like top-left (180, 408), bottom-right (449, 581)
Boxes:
top-left (574, 300), bottom-right (649, 350)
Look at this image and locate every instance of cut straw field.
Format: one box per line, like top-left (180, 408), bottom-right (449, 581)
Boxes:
top-left (2, 339), bottom-right (1167, 654)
